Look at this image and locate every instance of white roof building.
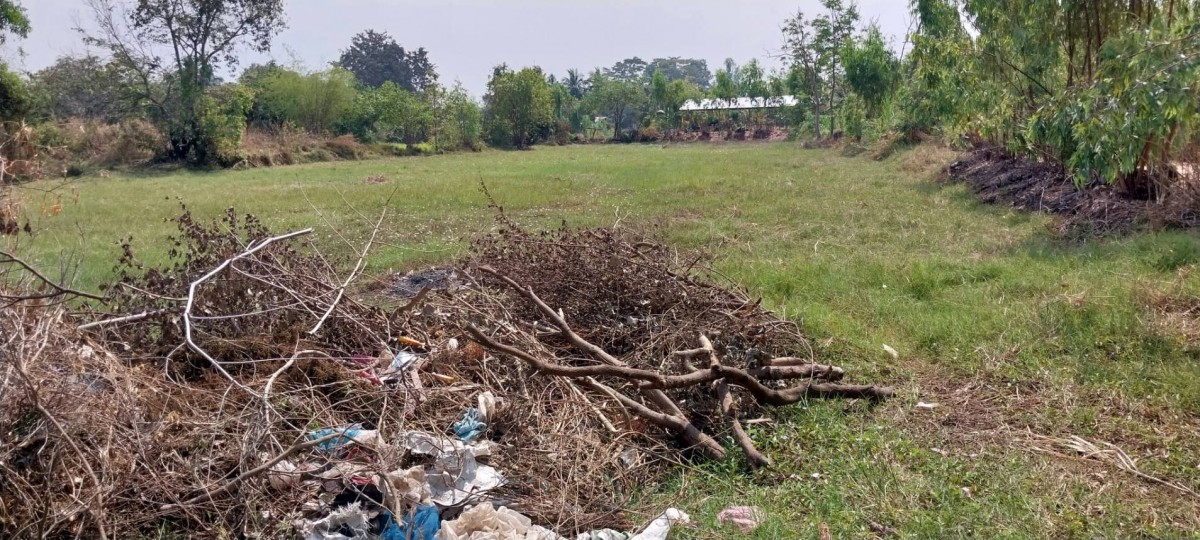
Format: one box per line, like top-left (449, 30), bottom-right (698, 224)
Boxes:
top-left (679, 96), bottom-right (799, 111)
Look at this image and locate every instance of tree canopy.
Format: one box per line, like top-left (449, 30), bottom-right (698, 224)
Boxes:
top-left (338, 30), bottom-right (437, 92)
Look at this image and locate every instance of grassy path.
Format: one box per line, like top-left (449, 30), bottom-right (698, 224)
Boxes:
top-left (19, 143), bottom-right (1200, 537)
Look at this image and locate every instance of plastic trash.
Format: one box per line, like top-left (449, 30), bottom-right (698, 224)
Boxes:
top-left (267, 458), bottom-right (302, 490)
top-left (716, 506), bottom-right (763, 533)
top-left (629, 508), bottom-right (690, 540)
top-left (435, 502), bottom-right (558, 540)
top-left (452, 408), bottom-right (487, 442)
top-left (401, 431), bottom-right (505, 507)
top-left (385, 466), bottom-right (432, 507)
top-left (576, 529), bottom-right (629, 540)
top-left (297, 502), bottom-right (372, 540)
top-left (308, 424), bottom-right (380, 454)
top-left (477, 391), bottom-right (496, 422)
top-left (379, 505), bottom-right (441, 540)
top-left (389, 350), bottom-right (421, 372)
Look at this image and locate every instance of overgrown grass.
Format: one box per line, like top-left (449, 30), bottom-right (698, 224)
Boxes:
top-left (17, 142), bottom-right (1200, 537)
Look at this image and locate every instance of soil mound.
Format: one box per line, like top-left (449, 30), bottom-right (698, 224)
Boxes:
top-left (946, 146), bottom-right (1144, 234)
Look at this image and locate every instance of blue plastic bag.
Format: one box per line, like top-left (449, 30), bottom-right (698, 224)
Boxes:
top-left (451, 408), bottom-right (487, 442)
top-left (378, 505), bottom-right (440, 540)
top-left (308, 424), bottom-right (364, 453)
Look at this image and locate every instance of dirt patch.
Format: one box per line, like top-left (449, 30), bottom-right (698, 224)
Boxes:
top-left (946, 147), bottom-right (1146, 234)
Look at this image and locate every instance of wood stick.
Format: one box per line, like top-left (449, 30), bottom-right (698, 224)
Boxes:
top-left (717, 380), bottom-right (771, 470)
top-left (308, 206), bottom-right (386, 335)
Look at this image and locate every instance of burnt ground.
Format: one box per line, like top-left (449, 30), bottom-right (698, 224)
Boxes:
top-left (945, 147), bottom-right (1147, 235)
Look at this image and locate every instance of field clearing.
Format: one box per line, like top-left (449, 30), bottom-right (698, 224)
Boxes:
top-left (16, 142), bottom-right (1200, 537)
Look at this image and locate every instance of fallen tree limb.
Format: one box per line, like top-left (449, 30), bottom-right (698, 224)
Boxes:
top-left (717, 381), bottom-right (771, 470)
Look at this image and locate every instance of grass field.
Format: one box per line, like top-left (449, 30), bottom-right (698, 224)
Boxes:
top-left (16, 142), bottom-right (1200, 538)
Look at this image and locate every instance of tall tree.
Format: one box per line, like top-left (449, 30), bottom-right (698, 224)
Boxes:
top-left (0, 0), bottom-right (30, 123)
top-left (29, 55), bottom-right (131, 121)
top-left (564, 68), bottom-right (587, 98)
top-left (782, 1), bottom-right (860, 136)
top-left (484, 67), bottom-right (552, 148)
top-left (338, 30), bottom-right (437, 92)
top-left (605, 57), bottom-right (649, 83)
top-left (582, 73), bottom-right (648, 140)
top-left (644, 57), bottom-right (713, 88)
top-left (0, 0), bottom-right (29, 44)
top-left (842, 24), bottom-right (900, 117)
top-left (84, 0), bottom-right (286, 164)
top-left (811, 0), bottom-right (860, 133)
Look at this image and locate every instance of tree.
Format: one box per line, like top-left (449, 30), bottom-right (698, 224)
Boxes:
top-left (811, 0), bottom-right (860, 133)
top-left (738, 59), bottom-right (768, 100)
top-left (0, 0), bottom-right (30, 124)
top-left (783, 10), bottom-right (824, 136)
top-left (782, 1), bottom-right (860, 136)
top-left (842, 24), bottom-right (900, 117)
top-left (582, 73), bottom-right (648, 141)
top-left (605, 57), bottom-right (649, 83)
top-left (644, 57), bottom-right (713, 88)
top-left (650, 69), bottom-right (702, 132)
top-left (711, 70), bottom-right (738, 102)
top-left (0, 0), bottom-right (29, 44)
top-left (437, 83), bottom-right (482, 151)
top-left (564, 68), bottom-right (587, 98)
top-left (254, 67), bottom-right (357, 133)
top-left (0, 63), bottom-right (30, 121)
top-left (373, 82), bottom-right (431, 152)
top-left (484, 67), bottom-right (552, 148)
top-left (29, 56), bottom-right (131, 121)
top-left (338, 30), bottom-right (436, 92)
top-left (84, 0), bottom-right (287, 165)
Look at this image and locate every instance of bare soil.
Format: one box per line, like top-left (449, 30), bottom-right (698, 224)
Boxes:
top-left (945, 147), bottom-right (1145, 235)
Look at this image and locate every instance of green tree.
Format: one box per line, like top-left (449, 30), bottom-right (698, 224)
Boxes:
top-left (605, 57), bottom-right (649, 83)
top-left (437, 83), bottom-right (482, 151)
top-left (783, 1), bottom-right (860, 136)
top-left (29, 55), bottom-right (133, 121)
top-left (0, 0), bottom-right (30, 124)
top-left (650, 70), bottom-right (702, 132)
top-left (84, 0), bottom-right (286, 165)
top-left (255, 67), bottom-right (357, 133)
top-left (582, 73), bottom-right (648, 141)
top-left (842, 24), bottom-right (900, 117)
top-left (711, 69), bottom-right (738, 102)
top-left (484, 67), bottom-right (553, 148)
top-left (644, 57), bottom-right (713, 88)
top-left (564, 68), bottom-right (587, 98)
top-left (338, 30), bottom-right (437, 92)
top-left (0, 63), bottom-right (30, 121)
top-left (0, 0), bottom-right (29, 44)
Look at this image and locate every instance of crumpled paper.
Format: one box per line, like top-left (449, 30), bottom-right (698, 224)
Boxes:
top-left (436, 502), bottom-right (559, 540)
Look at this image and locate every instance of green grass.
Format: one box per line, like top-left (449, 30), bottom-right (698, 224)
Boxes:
top-left (17, 142), bottom-right (1200, 537)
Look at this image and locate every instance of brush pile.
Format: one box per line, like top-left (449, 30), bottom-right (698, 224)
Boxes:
top-left (0, 207), bottom-right (891, 538)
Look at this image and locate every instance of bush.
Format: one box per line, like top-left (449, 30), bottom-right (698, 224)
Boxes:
top-left (552, 120), bottom-right (571, 145)
top-left (325, 135), bottom-right (364, 159)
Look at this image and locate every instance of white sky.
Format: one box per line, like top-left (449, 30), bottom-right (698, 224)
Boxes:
top-left (8, 0), bottom-right (913, 96)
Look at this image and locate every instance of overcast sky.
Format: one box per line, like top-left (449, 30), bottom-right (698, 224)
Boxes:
top-left (9, 0), bottom-right (912, 96)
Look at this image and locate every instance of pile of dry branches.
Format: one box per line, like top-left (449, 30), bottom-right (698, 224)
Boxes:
top-left (0, 207), bottom-right (891, 538)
